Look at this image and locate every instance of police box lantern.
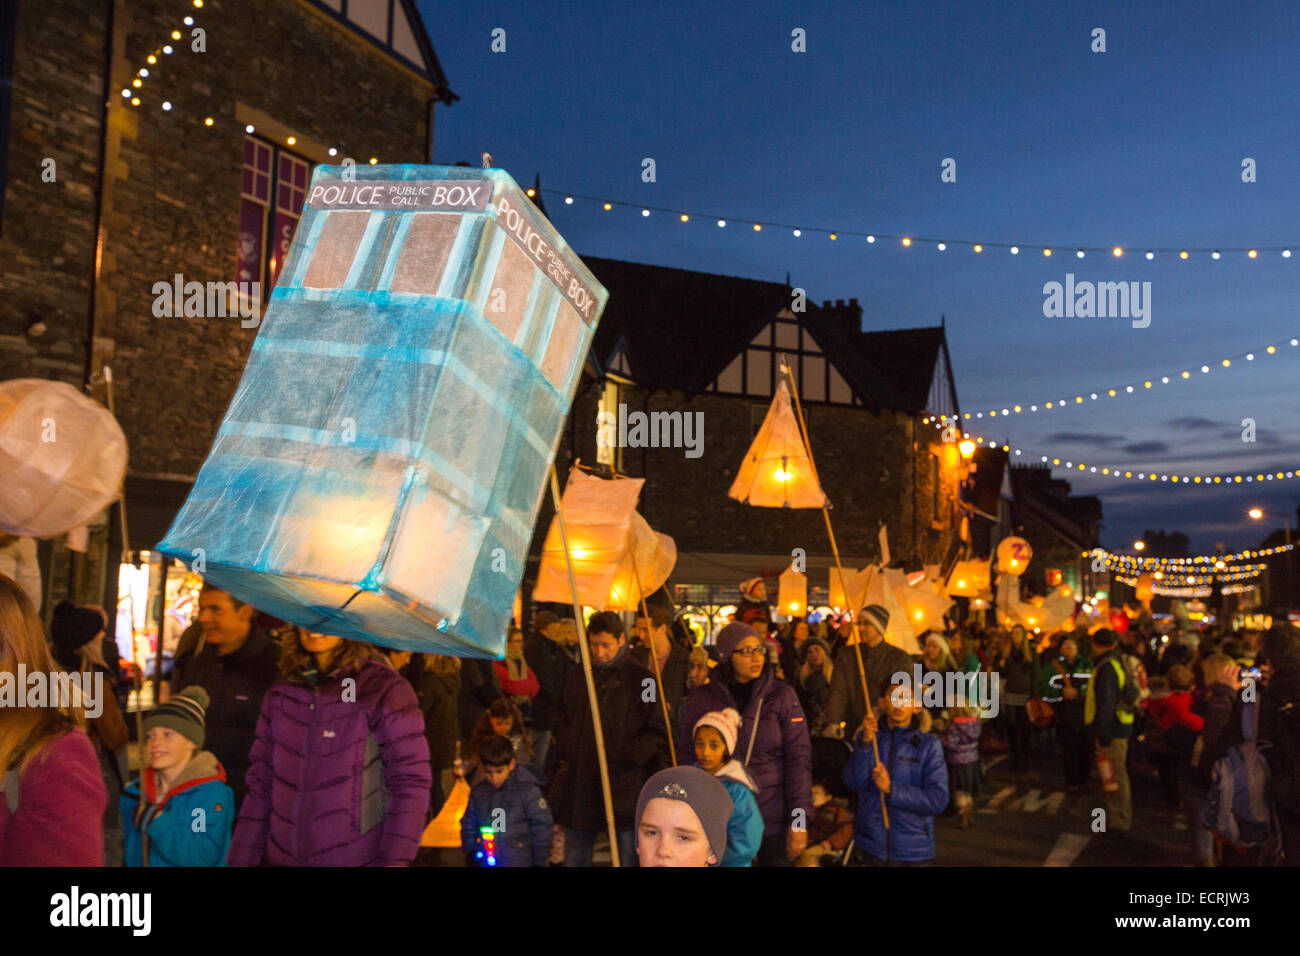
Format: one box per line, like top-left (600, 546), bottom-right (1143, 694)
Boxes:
top-left (158, 165), bottom-right (608, 658)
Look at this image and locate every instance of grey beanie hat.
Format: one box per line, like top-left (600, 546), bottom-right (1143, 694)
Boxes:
top-left (860, 604), bottom-right (890, 635)
top-left (636, 766), bottom-right (734, 866)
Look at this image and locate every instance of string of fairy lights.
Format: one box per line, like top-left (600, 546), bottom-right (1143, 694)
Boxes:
top-left (538, 188), bottom-right (1300, 262)
top-left (930, 337), bottom-right (1300, 422)
top-left (926, 417), bottom-right (1300, 485)
top-left (120, 0), bottom-right (386, 166)
top-left (1087, 545), bottom-right (1293, 568)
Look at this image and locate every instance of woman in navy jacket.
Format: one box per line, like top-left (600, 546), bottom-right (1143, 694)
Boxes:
top-left (679, 622), bottom-right (812, 866)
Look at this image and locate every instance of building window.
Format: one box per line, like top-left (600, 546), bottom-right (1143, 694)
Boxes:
top-left (239, 135), bottom-right (311, 305)
top-left (931, 452), bottom-right (941, 518)
top-left (597, 381), bottom-right (621, 470)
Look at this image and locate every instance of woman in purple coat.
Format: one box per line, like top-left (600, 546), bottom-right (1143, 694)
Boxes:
top-left (679, 622), bottom-right (813, 867)
top-left (228, 629), bottom-right (431, 866)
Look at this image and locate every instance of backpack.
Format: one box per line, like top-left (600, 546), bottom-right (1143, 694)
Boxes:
top-left (1115, 654), bottom-right (1146, 716)
top-left (1206, 699), bottom-right (1282, 862)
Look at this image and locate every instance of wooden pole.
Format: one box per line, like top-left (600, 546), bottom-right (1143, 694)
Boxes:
top-left (548, 466), bottom-right (622, 866)
top-left (631, 560), bottom-right (677, 766)
top-left (102, 366), bottom-right (144, 810)
top-left (779, 356), bottom-right (889, 830)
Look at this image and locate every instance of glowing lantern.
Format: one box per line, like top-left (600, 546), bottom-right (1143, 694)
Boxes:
top-left (0, 379), bottom-right (128, 538)
top-left (946, 558), bottom-right (991, 597)
top-left (605, 511), bottom-right (677, 611)
top-left (533, 471), bottom-right (646, 608)
top-left (779, 566), bottom-right (808, 616)
top-left (1135, 573), bottom-right (1154, 605)
top-left (1109, 608), bottom-right (1131, 635)
top-left (160, 164), bottom-right (608, 657)
top-left (728, 380), bottom-right (828, 509)
top-left (996, 536), bottom-right (1033, 573)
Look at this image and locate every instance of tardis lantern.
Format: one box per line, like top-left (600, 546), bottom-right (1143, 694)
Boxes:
top-left (157, 164), bottom-right (607, 658)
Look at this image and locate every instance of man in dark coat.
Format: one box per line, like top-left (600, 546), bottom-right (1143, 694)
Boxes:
top-left (548, 611), bottom-right (669, 866)
top-left (630, 605), bottom-right (691, 742)
top-left (458, 657), bottom-right (504, 741)
top-left (679, 622), bottom-right (813, 867)
top-left (524, 610), bottom-right (576, 770)
top-left (824, 605), bottom-right (914, 737)
top-left (171, 585), bottom-right (279, 809)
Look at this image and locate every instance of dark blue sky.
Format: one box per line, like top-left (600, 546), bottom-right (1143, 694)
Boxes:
top-left (421, 0), bottom-right (1300, 554)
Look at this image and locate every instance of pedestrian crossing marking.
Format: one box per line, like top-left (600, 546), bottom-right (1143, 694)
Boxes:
top-left (1044, 832), bottom-right (1090, 867)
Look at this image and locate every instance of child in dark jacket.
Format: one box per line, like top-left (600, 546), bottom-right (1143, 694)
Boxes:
top-left (940, 705), bottom-right (982, 828)
top-left (460, 735), bottom-right (553, 867)
top-left (122, 686), bottom-right (234, 867)
top-left (843, 686), bottom-right (949, 865)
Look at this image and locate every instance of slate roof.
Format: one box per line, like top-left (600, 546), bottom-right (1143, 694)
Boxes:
top-left (579, 255), bottom-right (953, 414)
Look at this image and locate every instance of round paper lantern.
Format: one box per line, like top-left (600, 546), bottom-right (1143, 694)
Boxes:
top-left (1109, 607), bottom-right (1130, 635)
top-left (1135, 573), bottom-right (1154, 604)
top-left (996, 536), bottom-right (1033, 574)
top-left (0, 379), bottom-right (127, 538)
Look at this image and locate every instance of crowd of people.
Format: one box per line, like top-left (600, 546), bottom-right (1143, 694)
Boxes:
top-left (2, 567), bottom-right (1299, 869)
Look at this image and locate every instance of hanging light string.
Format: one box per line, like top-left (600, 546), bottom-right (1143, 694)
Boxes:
top-left (929, 417), bottom-right (1300, 485)
top-left (124, 0), bottom-right (384, 166)
top-left (119, 1), bottom-right (204, 110)
top-left (538, 188), bottom-right (1299, 260)
top-left (1222, 582), bottom-right (1263, 596)
top-left (921, 337), bottom-right (1300, 423)
top-left (1086, 545), bottom-right (1293, 568)
top-left (1115, 572), bottom-right (1261, 589)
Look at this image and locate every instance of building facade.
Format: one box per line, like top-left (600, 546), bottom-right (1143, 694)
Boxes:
top-left (1, 0), bottom-right (455, 629)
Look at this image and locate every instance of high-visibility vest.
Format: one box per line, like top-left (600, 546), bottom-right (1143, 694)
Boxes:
top-left (1084, 658), bottom-right (1134, 726)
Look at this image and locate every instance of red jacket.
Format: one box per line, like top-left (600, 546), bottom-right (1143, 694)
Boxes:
top-left (0, 728), bottom-right (107, 866)
top-left (494, 660), bottom-right (540, 700)
top-left (1143, 690), bottom-right (1204, 733)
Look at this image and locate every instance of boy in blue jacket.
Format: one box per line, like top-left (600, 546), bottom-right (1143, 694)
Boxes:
top-left (693, 708), bottom-right (764, 866)
top-left (843, 683), bottom-right (949, 865)
top-left (122, 686), bottom-right (235, 866)
top-left (461, 735), bottom-right (553, 866)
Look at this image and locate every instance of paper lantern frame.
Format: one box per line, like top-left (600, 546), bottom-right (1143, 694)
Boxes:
top-left (158, 164), bottom-right (607, 658)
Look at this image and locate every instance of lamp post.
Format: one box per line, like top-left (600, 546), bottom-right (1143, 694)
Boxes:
top-left (1248, 507), bottom-right (1291, 612)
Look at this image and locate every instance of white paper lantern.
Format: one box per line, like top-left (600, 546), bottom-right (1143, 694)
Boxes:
top-left (0, 379), bottom-right (127, 538)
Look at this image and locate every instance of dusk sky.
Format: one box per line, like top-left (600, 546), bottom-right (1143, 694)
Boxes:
top-left (421, 0), bottom-right (1300, 554)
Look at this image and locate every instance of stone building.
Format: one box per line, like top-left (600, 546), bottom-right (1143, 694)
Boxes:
top-left (535, 255), bottom-right (967, 631)
top-left (1, 0), bottom-right (456, 622)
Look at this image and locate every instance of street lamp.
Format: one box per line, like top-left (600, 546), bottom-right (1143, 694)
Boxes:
top-left (1248, 507), bottom-right (1292, 611)
top-left (1134, 540), bottom-right (1146, 551)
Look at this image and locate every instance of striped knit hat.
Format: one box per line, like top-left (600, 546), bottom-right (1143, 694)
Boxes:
top-left (145, 685), bottom-right (210, 748)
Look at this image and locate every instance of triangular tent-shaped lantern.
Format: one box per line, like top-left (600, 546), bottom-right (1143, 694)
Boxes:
top-left (728, 380), bottom-right (828, 509)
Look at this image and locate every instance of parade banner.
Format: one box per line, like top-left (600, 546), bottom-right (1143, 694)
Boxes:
top-left (158, 164), bottom-right (608, 658)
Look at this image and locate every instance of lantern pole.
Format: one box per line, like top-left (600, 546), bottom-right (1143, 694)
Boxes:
top-left (778, 356), bottom-right (889, 831)
top-left (631, 559), bottom-right (677, 766)
top-left (101, 365), bottom-right (145, 811)
top-left (548, 466), bottom-right (622, 866)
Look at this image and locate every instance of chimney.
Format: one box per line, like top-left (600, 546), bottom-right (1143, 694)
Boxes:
top-left (822, 300), bottom-right (831, 309)
top-left (836, 299), bottom-right (845, 308)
